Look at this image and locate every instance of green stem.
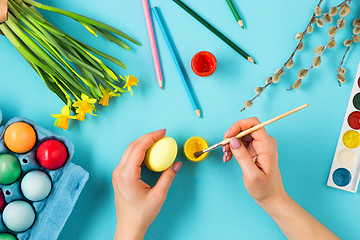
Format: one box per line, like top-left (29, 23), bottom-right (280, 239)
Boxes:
top-left (82, 22), bottom-right (130, 50)
top-left (27, 9), bottom-right (127, 69)
top-left (22, 0), bottom-right (141, 45)
top-left (6, 13), bottom-right (91, 96)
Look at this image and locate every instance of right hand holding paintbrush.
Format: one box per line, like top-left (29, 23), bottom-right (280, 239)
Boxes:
top-left (222, 117), bottom-right (339, 240)
top-left (222, 117), bottom-right (285, 204)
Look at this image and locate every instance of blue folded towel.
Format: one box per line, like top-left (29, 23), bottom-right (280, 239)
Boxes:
top-left (0, 110), bottom-right (89, 240)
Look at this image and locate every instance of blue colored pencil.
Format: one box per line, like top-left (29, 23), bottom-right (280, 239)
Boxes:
top-left (152, 6), bottom-right (201, 118)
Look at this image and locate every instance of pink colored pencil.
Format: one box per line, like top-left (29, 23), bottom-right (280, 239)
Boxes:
top-left (141, 0), bottom-right (163, 89)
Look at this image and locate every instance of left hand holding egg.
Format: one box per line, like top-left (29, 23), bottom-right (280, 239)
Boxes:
top-left (112, 129), bottom-right (182, 240)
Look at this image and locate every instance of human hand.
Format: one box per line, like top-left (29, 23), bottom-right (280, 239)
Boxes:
top-left (222, 117), bottom-right (286, 206)
top-left (112, 129), bottom-right (182, 240)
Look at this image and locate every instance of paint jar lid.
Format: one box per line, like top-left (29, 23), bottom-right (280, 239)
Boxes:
top-left (184, 136), bottom-right (209, 162)
top-left (191, 51), bottom-right (217, 77)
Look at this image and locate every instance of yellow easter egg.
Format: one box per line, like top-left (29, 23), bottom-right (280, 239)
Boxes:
top-left (144, 137), bottom-right (178, 172)
top-left (184, 136), bottom-right (209, 162)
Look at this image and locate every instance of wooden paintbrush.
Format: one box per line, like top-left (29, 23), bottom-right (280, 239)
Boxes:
top-left (193, 104), bottom-right (310, 159)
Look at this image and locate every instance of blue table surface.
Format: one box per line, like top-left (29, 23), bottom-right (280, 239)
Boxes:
top-left (1, 0), bottom-right (360, 239)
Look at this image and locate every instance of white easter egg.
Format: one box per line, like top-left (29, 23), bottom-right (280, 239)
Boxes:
top-left (3, 201), bottom-right (35, 232)
top-left (21, 170), bottom-right (52, 202)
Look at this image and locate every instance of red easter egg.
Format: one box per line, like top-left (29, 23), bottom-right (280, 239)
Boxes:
top-left (36, 140), bottom-right (68, 170)
top-left (0, 189), bottom-right (5, 211)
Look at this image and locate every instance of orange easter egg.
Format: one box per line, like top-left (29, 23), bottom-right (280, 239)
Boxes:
top-left (4, 122), bottom-right (37, 153)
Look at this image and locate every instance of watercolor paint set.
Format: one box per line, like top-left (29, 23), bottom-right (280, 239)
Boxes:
top-left (328, 62), bottom-right (360, 193)
top-left (0, 110), bottom-right (89, 240)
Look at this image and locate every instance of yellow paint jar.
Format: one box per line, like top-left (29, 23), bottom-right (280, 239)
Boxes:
top-left (184, 136), bottom-right (209, 162)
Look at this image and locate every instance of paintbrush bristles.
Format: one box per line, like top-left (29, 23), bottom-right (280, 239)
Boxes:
top-left (193, 151), bottom-right (204, 159)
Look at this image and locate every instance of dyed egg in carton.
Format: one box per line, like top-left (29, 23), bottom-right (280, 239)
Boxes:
top-left (328, 62), bottom-right (360, 193)
top-left (0, 110), bottom-right (89, 239)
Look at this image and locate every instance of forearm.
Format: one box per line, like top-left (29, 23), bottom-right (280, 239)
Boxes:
top-left (258, 193), bottom-right (339, 240)
top-left (114, 224), bottom-right (146, 240)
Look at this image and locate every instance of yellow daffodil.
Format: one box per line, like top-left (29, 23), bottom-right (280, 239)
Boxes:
top-left (99, 84), bottom-right (120, 106)
top-left (73, 93), bottom-right (97, 121)
top-left (121, 75), bottom-right (139, 96)
top-left (51, 106), bottom-right (77, 130)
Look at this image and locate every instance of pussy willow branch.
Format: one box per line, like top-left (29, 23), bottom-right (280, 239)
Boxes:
top-left (287, 15), bottom-right (347, 90)
top-left (240, 0), bottom-right (350, 112)
top-left (337, 22), bottom-right (359, 86)
top-left (240, 0), bottom-right (324, 112)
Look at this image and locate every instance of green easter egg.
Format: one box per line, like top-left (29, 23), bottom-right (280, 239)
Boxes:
top-left (0, 154), bottom-right (21, 185)
top-left (0, 233), bottom-right (18, 240)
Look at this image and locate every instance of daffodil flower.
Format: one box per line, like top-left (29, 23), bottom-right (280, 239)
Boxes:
top-left (73, 93), bottom-right (97, 121)
top-left (121, 75), bottom-right (139, 96)
top-left (51, 106), bottom-right (77, 130)
top-left (99, 84), bottom-right (120, 106)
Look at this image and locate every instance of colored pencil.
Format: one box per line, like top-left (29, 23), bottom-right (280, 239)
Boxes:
top-left (172, 0), bottom-right (255, 64)
top-left (226, 0), bottom-right (244, 29)
top-left (152, 7), bottom-right (201, 118)
top-left (141, 0), bottom-right (163, 89)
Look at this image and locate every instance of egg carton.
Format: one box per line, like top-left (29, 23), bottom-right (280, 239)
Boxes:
top-left (0, 110), bottom-right (89, 240)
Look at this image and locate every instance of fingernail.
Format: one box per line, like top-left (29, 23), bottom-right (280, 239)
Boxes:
top-left (223, 155), bottom-right (227, 163)
top-left (225, 129), bottom-right (231, 138)
top-left (172, 162), bottom-right (182, 173)
top-left (230, 137), bottom-right (241, 149)
top-left (222, 145), bottom-right (226, 153)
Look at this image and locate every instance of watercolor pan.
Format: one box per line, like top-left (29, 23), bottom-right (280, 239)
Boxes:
top-left (0, 110), bottom-right (89, 239)
top-left (328, 62), bottom-right (360, 193)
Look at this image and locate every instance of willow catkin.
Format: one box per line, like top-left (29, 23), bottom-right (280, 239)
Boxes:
top-left (315, 6), bottom-right (322, 16)
top-left (255, 87), bottom-right (263, 94)
top-left (353, 19), bottom-right (360, 27)
top-left (338, 19), bottom-right (346, 29)
top-left (337, 74), bottom-right (346, 83)
top-left (298, 69), bottom-right (308, 79)
top-left (244, 100), bottom-right (253, 109)
top-left (354, 35), bottom-right (360, 43)
top-left (329, 6), bottom-right (338, 16)
top-left (316, 18), bottom-right (324, 27)
top-left (338, 67), bottom-right (346, 75)
top-left (340, 4), bottom-right (350, 17)
top-left (353, 27), bottom-right (360, 35)
top-left (285, 58), bottom-right (294, 69)
top-left (265, 77), bottom-right (272, 84)
top-left (307, 25), bottom-right (314, 34)
top-left (328, 26), bottom-right (338, 36)
top-left (295, 32), bottom-right (304, 41)
top-left (328, 38), bottom-right (337, 49)
top-left (344, 39), bottom-right (352, 47)
top-left (272, 73), bottom-right (281, 83)
top-left (314, 45), bottom-right (324, 55)
top-left (324, 14), bottom-right (333, 23)
top-left (297, 42), bottom-right (304, 51)
top-left (312, 56), bottom-right (321, 68)
top-left (293, 79), bottom-right (302, 90)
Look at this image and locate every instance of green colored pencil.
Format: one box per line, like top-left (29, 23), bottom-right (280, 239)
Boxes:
top-left (172, 0), bottom-right (255, 64)
top-left (226, 0), bottom-right (244, 29)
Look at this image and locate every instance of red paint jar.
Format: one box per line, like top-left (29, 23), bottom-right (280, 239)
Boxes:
top-left (348, 111), bottom-right (360, 130)
top-left (191, 51), bottom-right (217, 77)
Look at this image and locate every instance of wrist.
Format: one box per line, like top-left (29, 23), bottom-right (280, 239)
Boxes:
top-left (255, 189), bottom-right (290, 212)
top-left (114, 223), bottom-right (147, 240)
